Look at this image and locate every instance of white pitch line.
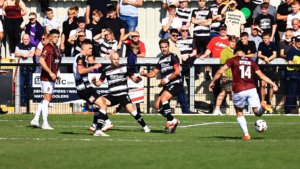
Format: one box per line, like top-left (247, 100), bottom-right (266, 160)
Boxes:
top-left (179, 122), bottom-right (236, 128)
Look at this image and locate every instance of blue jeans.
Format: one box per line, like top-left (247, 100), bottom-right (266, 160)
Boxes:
top-left (119, 15), bottom-right (138, 33)
top-left (285, 76), bottom-right (300, 114)
top-left (19, 67), bottom-right (33, 106)
top-left (178, 77), bottom-right (190, 113)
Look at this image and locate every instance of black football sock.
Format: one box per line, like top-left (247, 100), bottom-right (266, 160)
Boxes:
top-left (131, 110), bottom-right (146, 127)
top-left (162, 101), bottom-right (174, 121)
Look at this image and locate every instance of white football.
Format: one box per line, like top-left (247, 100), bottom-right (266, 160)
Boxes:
top-left (254, 119), bottom-right (267, 133)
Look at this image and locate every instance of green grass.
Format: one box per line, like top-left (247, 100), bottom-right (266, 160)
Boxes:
top-left (0, 114), bottom-right (300, 169)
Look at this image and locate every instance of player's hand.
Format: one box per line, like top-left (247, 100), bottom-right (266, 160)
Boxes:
top-left (135, 76), bottom-right (142, 83)
top-left (140, 70), bottom-right (146, 77)
top-left (93, 63), bottom-right (102, 69)
top-left (272, 85), bottom-right (278, 92)
top-left (50, 72), bottom-right (56, 81)
top-left (56, 76), bottom-right (61, 81)
top-left (199, 55), bottom-right (206, 60)
top-left (209, 82), bottom-right (215, 92)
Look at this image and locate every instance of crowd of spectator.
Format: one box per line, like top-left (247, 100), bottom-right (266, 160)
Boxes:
top-left (0, 0), bottom-right (299, 114)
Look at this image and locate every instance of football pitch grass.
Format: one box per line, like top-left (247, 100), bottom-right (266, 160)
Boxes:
top-left (0, 114), bottom-right (300, 169)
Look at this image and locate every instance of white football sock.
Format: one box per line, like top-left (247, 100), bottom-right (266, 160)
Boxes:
top-left (237, 116), bottom-right (249, 136)
top-left (33, 101), bottom-right (43, 121)
top-left (42, 100), bottom-right (49, 124)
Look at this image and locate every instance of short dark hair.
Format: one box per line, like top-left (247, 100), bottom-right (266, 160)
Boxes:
top-left (234, 48), bottom-right (245, 55)
top-left (45, 8), bottom-right (53, 13)
top-left (228, 35), bottom-right (237, 42)
top-left (81, 39), bottom-right (93, 48)
top-left (107, 5), bottom-right (116, 13)
top-left (262, 32), bottom-right (271, 37)
top-left (240, 32), bottom-right (249, 38)
top-left (159, 38), bottom-right (169, 46)
top-left (260, 2), bottom-right (269, 9)
top-left (49, 29), bottom-right (60, 35)
top-left (169, 29), bottom-right (179, 35)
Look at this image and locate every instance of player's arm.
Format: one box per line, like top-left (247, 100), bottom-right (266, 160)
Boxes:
top-left (209, 64), bottom-right (229, 92)
top-left (140, 68), bottom-right (160, 78)
top-left (39, 56), bottom-right (56, 81)
top-left (255, 69), bottom-right (278, 91)
top-left (161, 63), bottom-right (180, 85)
top-left (77, 60), bottom-right (102, 75)
top-left (130, 75), bottom-right (142, 83)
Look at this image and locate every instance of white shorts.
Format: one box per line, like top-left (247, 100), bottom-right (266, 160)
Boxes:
top-left (41, 81), bottom-right (55, 94)
top-left (232, 88), bottom-right (260, 108)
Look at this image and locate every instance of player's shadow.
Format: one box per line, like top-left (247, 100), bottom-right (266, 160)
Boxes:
top-left (59, 131), bottom-right (90, 135)
top-left (27, 125), bottom-right (40, 129)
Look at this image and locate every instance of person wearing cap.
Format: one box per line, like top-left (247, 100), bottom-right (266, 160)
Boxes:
top-left (42, 8), bottom-right (61, 34)
top-left (200, 23), bottom-right (229, 107)
top-left (69, 16), bottom-right (93, 46)
top-left (122, 31), bottom-right (146, 58)
top-left (222, 0), bottom-right (246, 38)
top-left (117, 0), bottom-right (143, 32)
top-left (284, 35), bottom-right (300, 114)
top-left (24, 12), bottom-right (44, 48)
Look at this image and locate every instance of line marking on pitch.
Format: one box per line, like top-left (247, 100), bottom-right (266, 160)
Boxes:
top-left (179, 122), bottom-right (236, 128)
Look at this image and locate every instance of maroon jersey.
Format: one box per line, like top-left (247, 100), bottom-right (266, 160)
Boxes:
top-left (225, 56), bottom-right (259, 93)
top-left (40, 43), bottom-right (61, 82)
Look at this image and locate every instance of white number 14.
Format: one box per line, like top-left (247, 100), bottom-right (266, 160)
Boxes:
top-left (239, 65), bottom-right (251, 79)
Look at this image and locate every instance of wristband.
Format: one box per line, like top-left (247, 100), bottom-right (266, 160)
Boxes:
top-left (164, 77), bottom-right (170, 84)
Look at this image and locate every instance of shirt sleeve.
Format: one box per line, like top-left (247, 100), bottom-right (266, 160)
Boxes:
top-left (41, 45), bottom-right (50, 59)
top-left (258, 42), bottom-right (263, 52)
top-left (171, 54), bottom-right (180, 65)
top-left (112, 41), bottom-right (118, 51)
top-left (100, 69), bottom-right (106, 81)
top-left (139, 41), bottom-right (146, 54)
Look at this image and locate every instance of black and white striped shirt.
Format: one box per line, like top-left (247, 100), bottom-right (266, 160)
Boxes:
top-left (156, 53), bottom-right (181, 85)
top-left (99, 38), bottom-right (118, 58)
top-left (176, 8), bottom-right (192, 26)
top-left (191, 8), bottom-right (212, 37)
top-left (73, 53), bottom-right (91, 90)
top-left (177, 36), bottom-right (196, 56)
top-left (210, 3), bottom-right (222, 32)
top-left (100, 64), bottom-right (133, 96)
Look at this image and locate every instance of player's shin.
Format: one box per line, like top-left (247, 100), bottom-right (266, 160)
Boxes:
top-left (162, 101), bottom-right (174, 121)
top-left (237, 116), bottom-right (249, 137)
top-left (131, 110), bottom-right (146, 127)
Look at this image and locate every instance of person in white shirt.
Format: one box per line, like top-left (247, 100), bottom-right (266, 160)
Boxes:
top-left (43, 8), bottom-right (61, 33)
top-left (287, 1), bottom-right (300, 29)
top-left (161, 5), bottom-right (182, 39)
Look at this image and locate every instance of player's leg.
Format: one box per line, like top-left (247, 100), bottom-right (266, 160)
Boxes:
top-left (160, 90), bottom-right (180, 133)
top-left (213, 89), bottom-right (226, 115)
top-left (124, 96), bottom-right (150, 132)
top-left (93, 96), bottom-right (110, 136)
top-left (249, 89), bottom-right (272, 116)
top-left (41, 93), bottom-right (53, 129)
top-left (232, 90), bottom-right (250, 140)
top-left (260, 80), bottom-right (267, 103)
top-left (155, 96), bottom-right (167, 118)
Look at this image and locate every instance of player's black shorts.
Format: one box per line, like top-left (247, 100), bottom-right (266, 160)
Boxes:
top-left (261, 67), bottom-right (276, 80)
top-left (159, 83), bottom-right (181, 97)
top-left (104, 94), bottom-right (132, 107)
top-left (77, 87), bottom-right (101, 104)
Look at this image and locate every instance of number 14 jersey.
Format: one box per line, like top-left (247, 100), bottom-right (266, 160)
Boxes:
top-left (225, 56), bottom-right (260, 93)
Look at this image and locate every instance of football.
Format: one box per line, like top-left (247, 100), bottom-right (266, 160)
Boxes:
top-left (254, 119), bottom-right (268, 133)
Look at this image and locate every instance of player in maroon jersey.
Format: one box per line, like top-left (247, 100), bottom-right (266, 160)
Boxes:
top-left (209, 49), bottom-right (278, 140)
top-left (30, 29), bottom-right (61, 130)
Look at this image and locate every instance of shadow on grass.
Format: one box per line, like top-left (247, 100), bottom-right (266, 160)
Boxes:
top-left (59, 131), bottom-right (90, 135)
top-left (26, 125), bottom-right (40, 129)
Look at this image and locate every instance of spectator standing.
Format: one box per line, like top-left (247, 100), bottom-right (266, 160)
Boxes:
top-left (287, 1), bottom-right (300, 28)
top-left (257, 32), bottom-right (277, 105)
top-left (3, 0), bottom-right (27, 57)
top-left (236, 32), bottom-right (257, 61)
top-left (15, 34), bottom-right (35, 106)
top-left (102, 5), bottom-right (125, 51)
top-left (253, 2), bottom-right (277, 42)
top-left (209, 0), bottom-right (224, 38)
top-left (284, 18), bottom-right (300, 38)
top-left (285, 35), bottom-right (300, 114)
top-left (276, 29), bottom-right (294, 110)
top-left (191, 0), bottom-right (212, 55)
top-left (212, 35), bottom-right (237, 115)
top-left (30, 29), bottom-right (61, 130)
top-left (252, 0), bottom-right (277, 19)
top-left (93, 29), bottom-right (118, 59)
top-left (60, 7), bottom-right (78, 57)
top-left (276, 0), bottom-right (293, 40)
top-left (0, 0), bottom-right (4, 20)
top-left (85, 0), bottom-right (111, 24)
top-left (35, 33), bottom-right (49, 73)
top-left (176, 0), bottom-right (192, 27)
top-left (122, 31), bottom-right (146, 58)
top-left (168, 29), bottom-right (190, 114)
top-left (43, 8), bottom-right (61, 34)
top-left (236, 0), bottom-right (257, 35)
top-left (69, 17), bottom-right (93, 43)
top-left (117, 0), bottom-right (143, 32)
top-left (86, 10), bottom-right (104, 57)
top-left (161, 5), bottom-right (182, 39)
top-left (177, 26), bottom-right (197, 113)
top-left (24, 12), bottom-right (44, 48)
top-left (0, 18), bottom-right (4, 58)
top-left (162, 0), bottom-right (179, 10)
top-left (222, 0), bottom-right (246, 38)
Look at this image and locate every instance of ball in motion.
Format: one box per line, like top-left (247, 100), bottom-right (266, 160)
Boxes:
top-left (254, 119), bottom-right (267, 133)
